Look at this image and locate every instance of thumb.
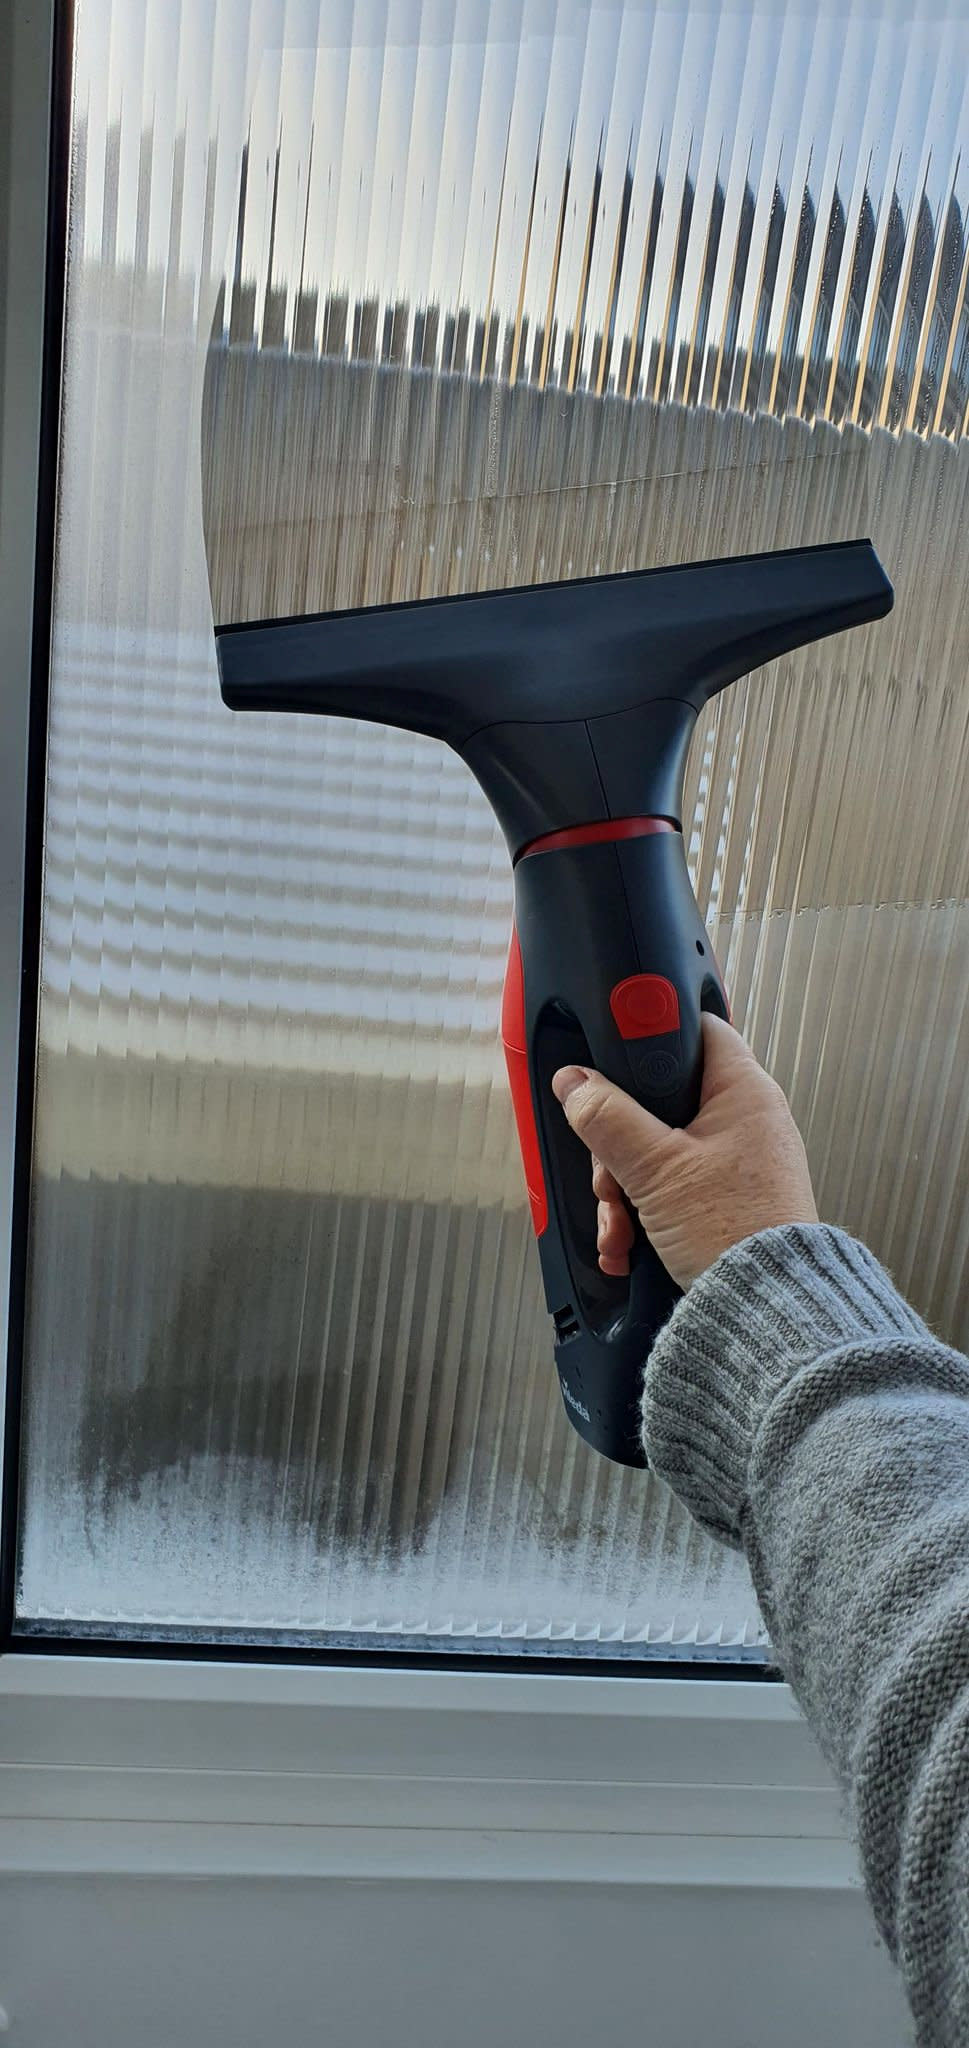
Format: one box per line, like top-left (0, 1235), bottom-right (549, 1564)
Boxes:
top-left (551, 1065), bottom-right (675, 1199)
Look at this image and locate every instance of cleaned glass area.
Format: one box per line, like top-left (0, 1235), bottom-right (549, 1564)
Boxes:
top-left (16, 0), bottom-right (969, 1648)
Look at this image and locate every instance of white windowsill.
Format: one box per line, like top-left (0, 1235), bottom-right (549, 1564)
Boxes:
top-left (0, 1655), bottom-right (858, 1888)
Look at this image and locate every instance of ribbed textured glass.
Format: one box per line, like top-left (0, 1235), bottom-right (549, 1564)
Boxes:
top-left (16, 0), bottom-right (969, 1649)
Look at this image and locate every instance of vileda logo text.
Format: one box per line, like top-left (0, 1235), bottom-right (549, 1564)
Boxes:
top-left (561, 1380), bottom-right (591, 1423)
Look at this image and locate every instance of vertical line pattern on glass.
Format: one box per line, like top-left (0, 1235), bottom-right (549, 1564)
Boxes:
top-left (17, 0), bottom-right (969, 1645)
top-left (208, 1), bottom-right (969, 432)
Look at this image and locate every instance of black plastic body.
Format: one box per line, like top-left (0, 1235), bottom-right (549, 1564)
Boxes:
top-left (215, 540), bottom-right (894, 1467)
top-left (516, 830), bottom-right (728, 1465)
top-left (217, 540), bottom-right (893, 847)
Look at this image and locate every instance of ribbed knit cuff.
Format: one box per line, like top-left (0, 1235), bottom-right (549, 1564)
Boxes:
top-left (642, 1224), bottom-right (932, 1548)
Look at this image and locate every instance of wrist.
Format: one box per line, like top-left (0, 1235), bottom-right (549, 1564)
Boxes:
top-left (641, 1223), bottom-right (931, 1546)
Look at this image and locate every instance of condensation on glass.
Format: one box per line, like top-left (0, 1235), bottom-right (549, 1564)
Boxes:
top-left (16, 0), bottom-right (969, 1648)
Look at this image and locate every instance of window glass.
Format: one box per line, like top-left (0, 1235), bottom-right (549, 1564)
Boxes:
top-left (16, 0), bottom-right (969, 1651)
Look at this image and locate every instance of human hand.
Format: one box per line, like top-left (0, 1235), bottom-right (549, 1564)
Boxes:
top-left (552, 1014), bottom-right (818, 1292)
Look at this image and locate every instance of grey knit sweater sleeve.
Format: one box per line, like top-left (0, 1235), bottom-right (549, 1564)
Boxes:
top-left (643, 1224), bottom-right (969, 2047)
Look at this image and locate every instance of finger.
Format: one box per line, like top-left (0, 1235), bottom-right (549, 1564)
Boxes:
top-left (552, 1065), bottom-right (674, 1195)
top-left (597, 1194), bottom-right (635, 1264)
top-left (592, 1156), bottom-right (624, 1203)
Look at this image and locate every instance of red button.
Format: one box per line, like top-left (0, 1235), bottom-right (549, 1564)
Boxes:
top-left (610, 974), bottom-right (680, 1039)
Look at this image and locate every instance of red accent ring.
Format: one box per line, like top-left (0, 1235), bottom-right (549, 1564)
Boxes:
top-left (516, 816), bottom-right (678, 862)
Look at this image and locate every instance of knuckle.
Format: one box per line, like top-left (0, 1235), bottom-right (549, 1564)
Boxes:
top-left (568, 1080), bottom-right (609, 1142)
top-left (762, 1073), bottom-right (795, 1120)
